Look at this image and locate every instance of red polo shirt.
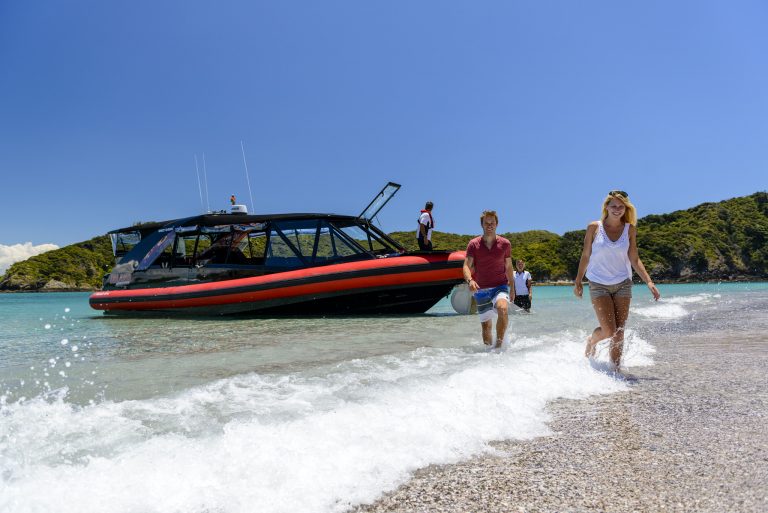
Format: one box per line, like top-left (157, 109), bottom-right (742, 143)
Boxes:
top-left (466, 236), bottom-right (511, 289)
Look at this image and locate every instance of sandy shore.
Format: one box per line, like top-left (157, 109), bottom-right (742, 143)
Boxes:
top-left (354, 330), bottom-right (768, 512)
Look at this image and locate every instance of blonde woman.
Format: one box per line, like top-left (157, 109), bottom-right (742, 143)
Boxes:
top-left (574, 191), bottom-right (660, 370)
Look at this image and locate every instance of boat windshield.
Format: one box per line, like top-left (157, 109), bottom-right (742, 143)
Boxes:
top-left (264, 219), bottom-right (399, 268)
top-left (358, 181), bottom-right (401, 220)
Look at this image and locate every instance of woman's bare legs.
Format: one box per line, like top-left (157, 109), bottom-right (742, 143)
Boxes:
top-left (588, 295), bottom-right (632, 368)
top-left (587, 296), bottom-right (616, 358)
top-left (609, 296), bottom-right (631, 365)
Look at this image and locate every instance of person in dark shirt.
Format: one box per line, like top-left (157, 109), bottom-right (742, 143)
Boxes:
top-left (416, 201), bottom-right (435, 250)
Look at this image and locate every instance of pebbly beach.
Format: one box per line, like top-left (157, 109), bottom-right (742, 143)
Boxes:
top-left (355, 322), bottom-right (768, 512)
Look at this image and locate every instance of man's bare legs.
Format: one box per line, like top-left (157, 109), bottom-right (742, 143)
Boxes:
top-left (495, 298), bottom-right (509, 347)
top-left (480, 298), bottom-right (509, 349)
top-left (481, 320), bottom-right (493, 346)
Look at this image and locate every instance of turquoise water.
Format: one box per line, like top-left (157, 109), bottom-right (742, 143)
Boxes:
top-left (2, 282), bottom-right (767, 513)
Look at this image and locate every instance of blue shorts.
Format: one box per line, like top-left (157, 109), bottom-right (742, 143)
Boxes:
top-left (473, 284), bottom-right (510, 322)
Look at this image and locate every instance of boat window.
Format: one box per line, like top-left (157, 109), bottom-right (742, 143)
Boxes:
top-left (194, 234), bottom-right (214, 263)
top-left (192, 226), bottom-right (269, 267)
top-left (171, 233), bottom-right (198, 268)
top-left (112, 231), bottom-right (141, 258)
top-left (266, 219), bottom-right (374, 268)
top-left (195, 232), bottom-right (233, 265)
top-left (332, 222), bottom-right (395, 255)
top-left (358, 221), bottom-right (399, 254)
top-left (278, 220), bottom-right (320, 260)
top-left (243, 231), bottom-right (268, 263)
top-left (265, 223), bottom-right (309, 268)
top-left (315, 224), bottom-right (358, 261)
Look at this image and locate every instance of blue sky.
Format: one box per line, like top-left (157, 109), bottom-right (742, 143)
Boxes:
top-left (1, 0), bottom-right (766, 252)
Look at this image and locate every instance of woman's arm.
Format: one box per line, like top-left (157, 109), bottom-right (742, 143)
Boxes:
top-left (574, 223), bottom-right (597, 298)
top-left (628, 225), bottom-right (661, 300)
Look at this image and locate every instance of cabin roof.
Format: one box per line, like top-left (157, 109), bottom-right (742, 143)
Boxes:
top-left (109, 212), bottom-right (362, 234)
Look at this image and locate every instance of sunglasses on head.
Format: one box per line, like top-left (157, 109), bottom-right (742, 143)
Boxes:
top-left (609, 190), bottom-right (628, 198)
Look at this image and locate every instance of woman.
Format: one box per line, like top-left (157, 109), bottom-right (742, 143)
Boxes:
top-left (574, 191), bottom-right (660, 370)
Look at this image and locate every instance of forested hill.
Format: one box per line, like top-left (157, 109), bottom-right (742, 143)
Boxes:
top-left (389, 191), bottom-right (767, 282)
top-left (1, 192), bottom-right (766, 291)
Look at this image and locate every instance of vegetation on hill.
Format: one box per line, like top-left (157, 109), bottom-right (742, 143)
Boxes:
top-left (1, 192), bottom-right (766, 291)
top-left (0, 236), bottom-right (113, 291)
top-left (395, 192), bottom-right (768, 282)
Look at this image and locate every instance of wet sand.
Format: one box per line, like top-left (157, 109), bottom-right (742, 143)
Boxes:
top-left (354, 330), bottom-right (768, 512)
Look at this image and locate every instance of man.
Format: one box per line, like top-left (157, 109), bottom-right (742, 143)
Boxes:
top-left (513, 259), bottom-right (533, 312)
top-left (463, 210), bottom-right (515, 348)
top-left (416, 201), bottom-right (435, 251)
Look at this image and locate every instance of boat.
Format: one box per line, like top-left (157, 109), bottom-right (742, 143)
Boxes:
top-left (89, 183), bottom-right (467, 315)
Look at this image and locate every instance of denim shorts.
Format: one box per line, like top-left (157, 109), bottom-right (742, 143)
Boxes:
top-left (588, 279), bottom-right (633, 300)
top-left (473, 284), bottom-right (510, 322)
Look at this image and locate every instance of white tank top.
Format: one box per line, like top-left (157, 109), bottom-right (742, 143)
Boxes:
top-left (585, 221), bottom-right (632, 285)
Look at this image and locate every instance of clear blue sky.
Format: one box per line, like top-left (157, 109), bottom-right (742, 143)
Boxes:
top-left (1, 1), bottom-right (766, 248)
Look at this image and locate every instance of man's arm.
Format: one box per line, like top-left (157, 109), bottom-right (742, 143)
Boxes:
top-left (463, 255), bottom-right (478, 292)
top-left (505, 257), bottom-right (515, 299)
top-left (526, 275), bottom-right (532, 297)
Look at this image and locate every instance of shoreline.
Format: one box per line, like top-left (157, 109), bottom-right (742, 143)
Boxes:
top-left (353, 330), bottom-right (768, 512)
top-left (2, 278), bottom-right (767, 293)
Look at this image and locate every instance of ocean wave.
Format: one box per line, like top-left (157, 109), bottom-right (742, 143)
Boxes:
top-left (0, 330), bottom-right (643, 513)
top-left (631, 293), bottom-right (715, 320)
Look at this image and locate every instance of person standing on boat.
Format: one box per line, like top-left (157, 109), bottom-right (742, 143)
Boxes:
top-left (573, 190), bottom-right (661, 371)
top-left (416, 201), bottom-right (435, 251)
top-left (512, 259), bottom-right (533, 312)
top-left (463, 210), bottom-right (515, 348)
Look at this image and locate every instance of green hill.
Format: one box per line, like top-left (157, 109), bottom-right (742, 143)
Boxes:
top-left (390, 192), bottom-right (768, 282)
top-left (1, 192), bottom-right (766, 291)
top-left (0, 236), bottom-right (113, 291)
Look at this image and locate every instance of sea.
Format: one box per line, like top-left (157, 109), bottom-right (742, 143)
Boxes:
top-left (1, 282), bottom-right (767, 513)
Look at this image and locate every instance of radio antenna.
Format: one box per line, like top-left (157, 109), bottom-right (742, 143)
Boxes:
top-left (194, 154), bottom-right (205, 213)
top-left (202, 152), bottom-right (211, 213)
top-left (240, 140), bottom-right (255, 213)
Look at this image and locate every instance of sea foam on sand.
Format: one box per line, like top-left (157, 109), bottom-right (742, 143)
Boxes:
top-left (0, 328), bottom-right (655, 513)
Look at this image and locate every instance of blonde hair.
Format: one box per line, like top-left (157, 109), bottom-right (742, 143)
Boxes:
top-left (601, 192), bottom-right (637, 225)
top-left (480, 210), bottom-right (498, 225)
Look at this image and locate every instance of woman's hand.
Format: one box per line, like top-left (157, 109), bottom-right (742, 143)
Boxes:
top-left (648, 282), bottom-right (660, 301)
top-left (574, 281), bottom-right (583, 298)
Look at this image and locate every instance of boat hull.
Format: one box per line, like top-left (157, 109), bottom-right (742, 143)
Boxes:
top-left (89, 252), bottom-right (465, 316)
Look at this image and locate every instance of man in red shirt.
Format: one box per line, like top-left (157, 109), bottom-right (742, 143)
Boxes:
top-left (462, 210), bottom-right (516, 348)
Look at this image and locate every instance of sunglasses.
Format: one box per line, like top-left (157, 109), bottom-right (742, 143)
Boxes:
top-left (609, 190), bottom-right (628, 198)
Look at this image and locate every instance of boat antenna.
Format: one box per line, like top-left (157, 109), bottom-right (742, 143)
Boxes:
top-left (240, 140), bottom-right (255, 213)
top-left (202, 152), bottom-right (211, 213)
top-left (194, 154), bottom-right (205, 214)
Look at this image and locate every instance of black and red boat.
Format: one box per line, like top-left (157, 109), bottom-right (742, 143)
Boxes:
top-left (89, 183), bottom-right (466, 315)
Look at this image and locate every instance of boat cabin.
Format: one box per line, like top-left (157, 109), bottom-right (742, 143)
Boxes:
top-left (105, 213), bottom-right (405, 289)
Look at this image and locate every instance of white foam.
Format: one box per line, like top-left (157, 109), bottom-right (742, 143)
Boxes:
top-left (663, 293), bottom-right (714, 304)
top-left (584, 329), bottom-right (656, 367)
top-left (631, 293), bottom-right (714, 320)
top-left (1, 331), bottom-right (642, 513)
